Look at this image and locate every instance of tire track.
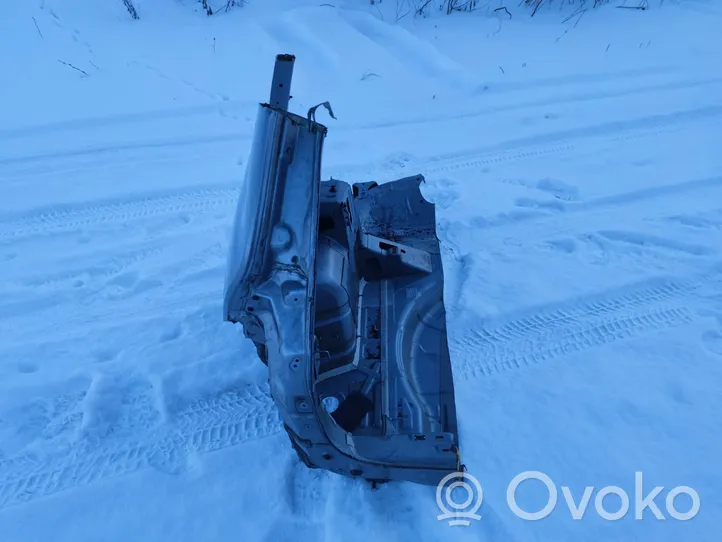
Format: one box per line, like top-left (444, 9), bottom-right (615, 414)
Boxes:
top-left (0, 64), bottom-right (676, 144)
top-left (418, 104), bottom-right (722, 176)
top-left (0, 132), bottom-right (248, 168)
top-left (463, 271), bottom-right (715, 347)
top-left (450, 266), bottom-right (721, 378)
top-left (357, 77), bottom-right (722, 133)
top-left (0, 276), bottom-right (717, 509)
top-left (0, 76), bottom-right (719, 190)
top-left (2, 203), bottom-right (720, 350)
top-left (0, 385), bottom-right (281, 510)
top-left (2, 103), bottom-right (720, 241)
top-left (474, 65), bottom-right (676, 95)
top-left (453, 307), bottom-right (694, 378)
top-left (3, 73), bottom-right (717, 172)
top-left (0, 142), bottom-right (231, 183)
top-left (0, 186), bottom-right (239, 240)
top-left (339, 103), bottom-right (722, 180)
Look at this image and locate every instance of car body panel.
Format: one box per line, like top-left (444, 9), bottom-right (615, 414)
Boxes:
top-left (224, 102), bottom-right (460, 486)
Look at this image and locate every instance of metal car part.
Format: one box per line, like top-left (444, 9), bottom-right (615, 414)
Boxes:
top-left (223, 54), bottom-right (460, 485)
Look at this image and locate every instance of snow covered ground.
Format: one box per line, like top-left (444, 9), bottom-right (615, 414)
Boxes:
top-left (1, 0), bottom-right (721, 540)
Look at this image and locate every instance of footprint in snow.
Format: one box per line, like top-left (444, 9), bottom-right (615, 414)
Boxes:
top-left (702, 330), bottom-right (722, 357)
top-left (535, 177), bottom-right (580, 202)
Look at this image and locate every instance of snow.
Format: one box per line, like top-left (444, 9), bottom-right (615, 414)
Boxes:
top-left (1, 0), bottom-right (721, 540)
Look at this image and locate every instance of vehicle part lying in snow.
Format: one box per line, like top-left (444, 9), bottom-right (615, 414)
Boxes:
top-left (223, 54), bottom-right (460, 486)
